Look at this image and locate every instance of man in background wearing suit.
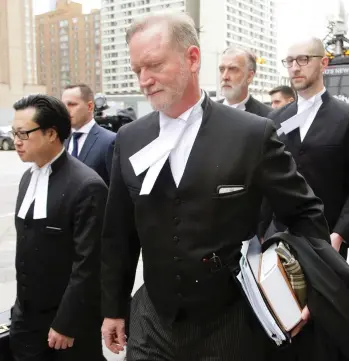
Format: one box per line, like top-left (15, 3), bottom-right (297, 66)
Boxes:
top-left (101, 14), bottom-right (330, 361)
top-left (269, 85), bottom-right (296, 109)
top-left (10, 95), bottom-right (107, 361)
top-left (264, 38), bottom-right (349, 259)
top-left (62, 84), bottom-right (116, 185)
top-left (217, 46), bottom-right (271, 117)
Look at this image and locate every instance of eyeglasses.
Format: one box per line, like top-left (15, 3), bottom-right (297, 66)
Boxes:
top-left (11, 126), bottom-right (41, 140)
top-left (282, 55), bottom-right (323, 68)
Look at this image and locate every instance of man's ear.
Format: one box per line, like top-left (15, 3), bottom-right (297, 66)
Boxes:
top-left (247, 70), bottom-right (255, 85)
top-left (321, 56), bottom-right (329, 70)
top-left (48, 128), bottom-right (59, 142)
top-left (187, 46), bottom-right (201, 73)
top-left (88, 100), bottom-right (94, 113)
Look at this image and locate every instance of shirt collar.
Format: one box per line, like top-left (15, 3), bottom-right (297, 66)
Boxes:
top-left (223, 93), bottom-right (250, 109)
top-left (297, 88), bottom-right (326, 106)
top-left (31, 147), bottom-right (65, 173)
top-left (159, 91), bottom-right (205, 129)
top-left (72, 118), bottom-right (96, 134)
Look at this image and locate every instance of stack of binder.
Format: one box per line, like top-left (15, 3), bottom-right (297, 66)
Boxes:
top-left (236, 237), bottom-right (302, 346)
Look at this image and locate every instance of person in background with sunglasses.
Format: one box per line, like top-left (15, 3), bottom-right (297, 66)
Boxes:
top-left (260, 37), bottom-right (349, 260)
top-left (10, 94), bottom-right (107, 361)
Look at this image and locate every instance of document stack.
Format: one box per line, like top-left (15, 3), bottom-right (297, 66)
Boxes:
top-left (236, 237), bottom-right (302, 346)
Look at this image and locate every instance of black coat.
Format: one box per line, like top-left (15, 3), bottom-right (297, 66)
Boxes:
top-left (218, 95), bottom-right (271, 117)
top-left (15, 151), bottom-right (108, 337)
top-left (64, 123), bottom-right (116, 185)
top-left (263, 231), bottom-right (349, 360)
top-left (101, 95), bottom-right (329, 325)
top-left (268, 92), bottom-right (349, 240)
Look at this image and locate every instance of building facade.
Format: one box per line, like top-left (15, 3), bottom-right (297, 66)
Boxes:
top-left (36, 0), bottom-right (102, 98)
top-left (200, 0), bottom-right (278, 101)
top-left (24, 0), bottom-right (38, 85)
top-left (0, 0), bottom-right (45, 114)
top-left (101, 0), bottom-right (277, 101)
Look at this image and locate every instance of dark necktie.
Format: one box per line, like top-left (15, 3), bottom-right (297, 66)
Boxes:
top-left (71, 132), bottom-right (83, 158)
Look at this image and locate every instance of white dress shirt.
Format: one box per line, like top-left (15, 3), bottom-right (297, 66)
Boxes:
top-left (129, 91), bottom-right (205, 194)
top-left (68, 118), bottom-right (96, 156)
top-left (298, 88), bottom-right (326, 141)
top-left (223, 94), bottom-right (250, 111)
top-left (159, 93), bottom-right (205, 186)
top-left (18, 147), bottom-right (65, 220)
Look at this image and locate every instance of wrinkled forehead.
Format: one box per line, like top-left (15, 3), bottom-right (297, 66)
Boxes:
top-left (220, 53), bottom-right (247, 68)
top-left (130, 24), bottom-right (171, 53)
top-left (129, 24), bottom-right (174, 68)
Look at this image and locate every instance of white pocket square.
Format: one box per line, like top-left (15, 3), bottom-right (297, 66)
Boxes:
top-left (217, 186), bottom-right (245, 194)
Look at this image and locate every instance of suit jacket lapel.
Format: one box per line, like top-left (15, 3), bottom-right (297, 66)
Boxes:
top-left (245, 96), bottom-right (256, 114)
top-left (78, 124), bottom-right (99, 163)
top-left (301, 91), bottom-right (330, 146)
top-left (16, 171), bottom-right (32, 216)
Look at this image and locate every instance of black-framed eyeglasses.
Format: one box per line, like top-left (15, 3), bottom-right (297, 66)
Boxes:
top-left (11, 126), bottom-right (41, 140)
top-left (281, 55), bottom-right (323, 68)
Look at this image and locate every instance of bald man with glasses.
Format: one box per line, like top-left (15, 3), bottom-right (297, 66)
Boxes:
top-left (260, 38), bottom-right (349, 263)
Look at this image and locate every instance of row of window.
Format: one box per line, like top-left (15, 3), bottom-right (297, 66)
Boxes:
top-left (120, 0), bottom-right (150, 9)
top-left (104, 82), bottom-right (138, 89)
top-left (59, 15), bottom-right (100, 28)
top-left (104, 73), bottom-right (135, 80)
top-left (103, 2), bottom-right (183, 19)
top-left (226, 12), bottom-right (275, 29)
top-left (226, 23), bottom-right (276, 43)
top-left (227, 0), bottom-right (274, 13)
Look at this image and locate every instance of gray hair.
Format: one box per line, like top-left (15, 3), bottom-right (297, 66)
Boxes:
top-left (125, 13), bottom-right (200, 51)
top-left (223, 46), bottom-right (257, 73)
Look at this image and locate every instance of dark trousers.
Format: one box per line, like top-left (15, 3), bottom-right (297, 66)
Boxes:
top-left (10, 301), bottom-right (105, 361)
top-left (266, 320), bottom-right (343, 361)
top-left (127, 285), bottom-right (269, 361)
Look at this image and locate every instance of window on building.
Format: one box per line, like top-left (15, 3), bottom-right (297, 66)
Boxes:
top-left (59, 20), bottom-right (68, 27)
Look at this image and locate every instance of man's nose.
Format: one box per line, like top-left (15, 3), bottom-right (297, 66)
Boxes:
top-left (222, 69), bottom-right (229, 80)
top-left (14, 136), bottom-right (22, 146)
top-left (139, 69), bottom-right (155, 88)
top-left (290, 59), bottom-right (301, 71)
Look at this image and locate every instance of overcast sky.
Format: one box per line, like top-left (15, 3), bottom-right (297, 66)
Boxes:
top-left (33, 0), bottom-right (346, 74)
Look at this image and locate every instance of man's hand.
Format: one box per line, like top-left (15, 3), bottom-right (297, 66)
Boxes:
top-left (290, 305), bottom-right (311, 337)
top-left (102, 318), bottom-right (126, 354)
top-left (48, 328), bottom-right (74, 350)
top-left (331, 232), bottom-right (344, 252)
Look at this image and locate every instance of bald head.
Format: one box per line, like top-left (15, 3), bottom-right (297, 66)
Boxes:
top-left (288, 37), bottom-right (326, 58)
top-left (284, 37), bottom-right (328, 99)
